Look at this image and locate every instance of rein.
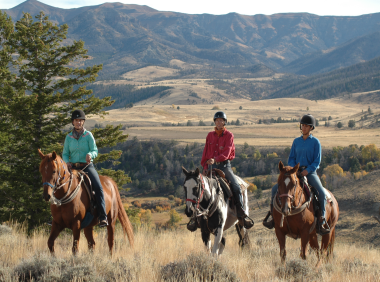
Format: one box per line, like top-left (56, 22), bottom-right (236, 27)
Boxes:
top-left (186, 174), bottom-right (222, 221)
top-left (43, 160), bottom-right (91, 206)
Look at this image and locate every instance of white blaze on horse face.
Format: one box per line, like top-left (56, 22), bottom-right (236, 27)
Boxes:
top-left (184, 178), bottom-right (198, 209)
top-left (284, 177), bottom-right (291, 187)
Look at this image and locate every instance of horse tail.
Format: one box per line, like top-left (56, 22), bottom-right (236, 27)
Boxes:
top-left (114, 183), bottom-right (134, 248)
top-left (328, 228), bottom-right (336, 258)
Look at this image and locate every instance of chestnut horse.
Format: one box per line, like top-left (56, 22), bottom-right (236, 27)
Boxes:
top-left (273, 161), bottom-right (339, 266)
top-left (38, 149), bottom-right (134, 254)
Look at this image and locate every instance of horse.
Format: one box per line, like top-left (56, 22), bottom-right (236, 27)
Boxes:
top-left (38, 149), bottom-right (134, 254)
top-left (273, 161), bottom-right (339, 266)
top-left (182, 167), bottom-right (251, 255)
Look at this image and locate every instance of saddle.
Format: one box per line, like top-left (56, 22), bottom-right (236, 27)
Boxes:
top-left (71, 168), bottom-right (96, 214)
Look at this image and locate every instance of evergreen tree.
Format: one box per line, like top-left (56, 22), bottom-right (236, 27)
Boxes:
top-left (0, 12), bottom-right (129, 228)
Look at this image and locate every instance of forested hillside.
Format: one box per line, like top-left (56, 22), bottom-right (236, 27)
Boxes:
top-left (270, 56), bottom-right (380, 100)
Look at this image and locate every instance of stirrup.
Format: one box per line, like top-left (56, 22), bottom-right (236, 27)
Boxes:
top-left (263, 211), bottom-right (274, 229)
top-left (98, 219), bottom-right (108, 228)
top-left (318, 218), bottom-right (330, 235)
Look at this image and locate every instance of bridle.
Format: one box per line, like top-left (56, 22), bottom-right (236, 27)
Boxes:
top-left (277, 172), bottom-right (299, 208)
top-left (186, 174), bottom-right (206, 209)
top-left (42, 159), bottom-right (71, 191)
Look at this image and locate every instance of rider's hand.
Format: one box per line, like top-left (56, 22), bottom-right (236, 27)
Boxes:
top-left (86, 154), bottom-right (92, 164)
top-left (301, 170), bottom-right (309, 177)
top-left (206, 158), bottom-right (215, 165)
top-left (67, 162), bottom-right (72, 169)
top-left (203, 170), bottom-right (208, 176)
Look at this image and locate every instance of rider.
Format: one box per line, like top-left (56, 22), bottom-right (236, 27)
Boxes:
top-left (200, 111), bottom-right (254, 229)
top-left (263, 114), bottom-right (330, 235)
top-left (62, 109), bottom-right (108, 227)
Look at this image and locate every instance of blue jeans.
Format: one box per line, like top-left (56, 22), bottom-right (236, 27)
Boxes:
top-left (83, 163), bottom-right (107, 221)
top-left (209, 162), bottom-right (244, 208)
top-left (271, 171), bottom-right (326, 218)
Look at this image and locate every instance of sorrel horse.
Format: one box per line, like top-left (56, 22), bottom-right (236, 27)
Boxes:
top-left (38, 149), bottom-right (134, 254)
top-left (273, 161), bottom-right (339, 266)
top-left (183, 167), bottom-right (250, 255)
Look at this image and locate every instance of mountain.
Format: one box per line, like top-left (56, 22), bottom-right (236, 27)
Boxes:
top-left (270, 56), bottom-right (380, 100)
top-left (282, 31), bottom-right (380, 75)
top-left (4, 0), bottom-right (380, 77)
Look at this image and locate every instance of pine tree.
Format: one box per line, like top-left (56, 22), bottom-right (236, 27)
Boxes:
top-left (0, 12), bottom-right (129, 229)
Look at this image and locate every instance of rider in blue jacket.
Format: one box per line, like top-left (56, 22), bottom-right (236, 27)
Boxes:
top-left (263, 114), bottom-right (330, 235)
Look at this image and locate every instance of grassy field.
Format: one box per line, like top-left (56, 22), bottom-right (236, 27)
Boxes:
top-left (1, 221), bottom-right (380, 281)
top-left (86, 94), bottom-right (380, 148)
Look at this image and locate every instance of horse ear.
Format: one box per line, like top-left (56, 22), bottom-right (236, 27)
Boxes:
top-left (182, 166), bottom-right (189, 176)
top-left (195, 167), bottom-right (200, 175)
top-left (278, 161), bottom-right (285, 172)
top-left (38, 149), bottom-right (45, 159)
top-left (290, 163), bottom-right (300, 174)
top-left (52, 151), bottom-right (57, 160)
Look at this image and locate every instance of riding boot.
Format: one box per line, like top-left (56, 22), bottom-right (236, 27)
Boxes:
top-left (95, 189), bottom-right (108, 227)
top-left (233, 190), bottom-right (254, 229)
top-left (318, 216), bottom-right (330, 235)
top-left (263, 204), bottom-right (274, 229)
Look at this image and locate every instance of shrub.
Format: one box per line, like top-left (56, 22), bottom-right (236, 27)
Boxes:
top-left (168, 195), bottom-right (175, 201)
top-left (211, 105), bottom-right (220, 110)
top-left (14, 253), bottom-right (140, 281)
top-left (167, 209), bottom-right (182, 228)
top-left (276, 258), bottom-right (319, 282)
top-left (247, 183), bottom-right (257, 193)
top-left (348, 120), bottom-right (356, 128)
top-left (0, 224), bottom-right (12, 236)
top-left (337, 122), bottom-right (343, 128)
top-left (132, 200), bottom-right (142, 208)
top-left (161, 253), bottom-right (239, 281)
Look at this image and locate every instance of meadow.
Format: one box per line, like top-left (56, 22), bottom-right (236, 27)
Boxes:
top-left (1, 221), bottom-right (380, 282)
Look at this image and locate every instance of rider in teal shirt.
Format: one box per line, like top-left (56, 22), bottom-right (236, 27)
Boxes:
top-left (62, 110), bottom-right (108, 227)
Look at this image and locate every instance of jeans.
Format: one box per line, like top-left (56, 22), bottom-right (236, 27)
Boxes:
top-left (83, 163), bottom-right (107, 221)
top-left (270, 171), bottom-right (327, 218)
top-left (209, 162), bottom-right (244, 208)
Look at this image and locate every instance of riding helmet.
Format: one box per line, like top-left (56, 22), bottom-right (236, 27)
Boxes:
top-left (300, 114), bottom-right (316, 130)
top-left (213, 111), bottom-right (227, 123)
top-left (71, 109), bottom-right (86, 120)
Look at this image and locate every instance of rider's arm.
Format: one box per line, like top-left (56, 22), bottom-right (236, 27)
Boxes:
top-left (306, 139), bottom-right (321, 173)
top-left (87, 132), bottom-right (98, 161)
top-left (288, 139), bottom-right (297, 167)
top-left (201, 134), bottom-right (210, 171)
top-left (62, 135), bottom-right (70, 163)
top-left (214, 132), bottom-right (234, 163)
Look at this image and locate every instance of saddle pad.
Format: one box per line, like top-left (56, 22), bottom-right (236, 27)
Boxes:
top-left (322, 187), bottom-right (332, 202)
top-left (235, 175), bottom-right (249, 192)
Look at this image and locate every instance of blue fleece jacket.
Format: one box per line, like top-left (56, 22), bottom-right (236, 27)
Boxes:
top-left (288, 134), bottom-right (321, 173)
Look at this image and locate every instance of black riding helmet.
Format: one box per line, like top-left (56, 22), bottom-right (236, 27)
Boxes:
top-left (214, 111), bottom-right (227, 123)
top-left (71, 109), bottom-right (86, 121)
top-left (300, 114), bottom-right (316, 130)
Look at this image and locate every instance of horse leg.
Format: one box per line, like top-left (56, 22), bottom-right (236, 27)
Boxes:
top-left (275, 228), bottom-right (286, 263)
top-left (211, 227), bottom-right (224, 255)
top-left (84, 227), bottom-right (96, 251)
top-left (219, 237), bottom-right (226, 255)
top-left (235, 223), bottom-right (251, 249)
top-left (72, 222), bottom-right (81, 255)
top-left (321, 227), bottom-right (335, 263)
top-left (201, 230), bottom-right (211, 253)
top-left (107, 221), bottom-right (116, 255)
top-left (309, 232), bottom-right (320, 261)
top-left (300, 231), bottom-right (310, 260)
top-left (47, 221), bottom-right (64, 254)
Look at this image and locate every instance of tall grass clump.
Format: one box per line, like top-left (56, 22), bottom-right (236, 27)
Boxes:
top-left (161, 253), bottom-right (240, 282)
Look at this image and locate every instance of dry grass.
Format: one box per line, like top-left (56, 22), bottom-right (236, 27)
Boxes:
top-left (1, 222), bottom-right (380, 281)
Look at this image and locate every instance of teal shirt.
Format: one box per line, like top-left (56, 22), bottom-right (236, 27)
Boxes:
top-left (62, 129), bottom-right (98, 163)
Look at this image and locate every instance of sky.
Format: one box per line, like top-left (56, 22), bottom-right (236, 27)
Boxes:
top-left (2, 0), bottom-right (380, 16)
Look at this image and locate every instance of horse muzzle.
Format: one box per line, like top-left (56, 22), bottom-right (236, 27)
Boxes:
top-left (185, 206), bottom-right (193, 217)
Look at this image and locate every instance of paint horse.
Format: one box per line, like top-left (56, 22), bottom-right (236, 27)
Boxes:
top-left (38, 149), bottom-right (134, 254)
top-left (273, 161), bottom-right (339, 266)
top-left (182, 167), bottom-right (251, 255)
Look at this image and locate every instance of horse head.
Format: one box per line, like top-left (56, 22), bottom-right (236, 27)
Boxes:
top-left (277, 161), bottom-right (300, 216)
top-left (182, 166), bottom-right (202, 217)
top-left (38, 149), bottom-right (68, 202)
